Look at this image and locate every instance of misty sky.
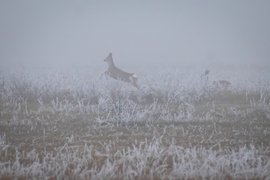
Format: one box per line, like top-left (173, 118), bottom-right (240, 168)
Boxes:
top-left (0, 1), bottom-right (269, 69)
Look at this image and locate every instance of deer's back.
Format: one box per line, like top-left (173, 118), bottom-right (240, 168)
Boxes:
top-left (219, 80), bottom-right (231, 86)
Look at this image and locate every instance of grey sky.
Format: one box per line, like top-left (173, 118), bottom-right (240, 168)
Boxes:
top-left (0, 1), bottom-right (269, 69)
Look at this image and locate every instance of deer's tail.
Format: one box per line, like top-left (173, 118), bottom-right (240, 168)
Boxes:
top-left (131, 74), bottom-right (138, 82)
top-left (131, 74), bottom-right (140, 89)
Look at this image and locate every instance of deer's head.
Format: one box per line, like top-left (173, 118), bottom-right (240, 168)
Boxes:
top-left (104, 53), bottom-right (113, 63)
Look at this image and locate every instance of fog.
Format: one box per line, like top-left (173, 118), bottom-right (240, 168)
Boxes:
top-left (1, 1), bottom-right (270, 70)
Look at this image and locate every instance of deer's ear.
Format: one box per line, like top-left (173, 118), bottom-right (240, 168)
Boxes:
top-left (109, 53), bottom-right (112, 57)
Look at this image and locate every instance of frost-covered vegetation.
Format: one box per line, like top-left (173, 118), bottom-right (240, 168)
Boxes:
top-left (0, 65), bottom-right (270, 179)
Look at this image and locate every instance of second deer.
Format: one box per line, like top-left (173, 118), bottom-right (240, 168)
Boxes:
top-left (213, 80), bottom-right (231, 88)
top-left (201, 70), bottom-right (231, 88)
top-left (102, 53), bottom-right (139, 89)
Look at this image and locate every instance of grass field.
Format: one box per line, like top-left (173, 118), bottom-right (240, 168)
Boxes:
top-left (0, 66), bottom-right (270, 179)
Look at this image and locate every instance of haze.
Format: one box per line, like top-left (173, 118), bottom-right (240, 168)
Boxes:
top-left (1, 1), bottom-right (270, 70)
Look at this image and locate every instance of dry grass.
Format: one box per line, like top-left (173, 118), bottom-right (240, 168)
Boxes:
top-left (0, 69), bottom-right (270, 179)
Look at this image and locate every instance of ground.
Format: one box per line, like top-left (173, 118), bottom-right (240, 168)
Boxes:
top-left (0, 67), bottom-right (270, 179)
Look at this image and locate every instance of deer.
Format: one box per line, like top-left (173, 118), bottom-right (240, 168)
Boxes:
top-left (101, 53), bottom-right (139, 89)
top-left (201, 70), bottom-right (231, 88)
top-left (213, 80), bottom-right (231, 88)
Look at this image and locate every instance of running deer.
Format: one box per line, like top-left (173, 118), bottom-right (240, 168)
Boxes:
top-left (201, 70), bottom-right (231, 88)
top-left (102, 53), bottom-right (139, 89)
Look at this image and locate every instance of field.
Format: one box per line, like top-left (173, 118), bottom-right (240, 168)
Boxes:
top-left (0, 65), bottom-right (270, 179)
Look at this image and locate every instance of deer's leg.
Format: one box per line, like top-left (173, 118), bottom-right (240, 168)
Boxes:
top-left (100, 71), bottom-right (110, 78)
top-left (133, 82), bottom-right (140, 89)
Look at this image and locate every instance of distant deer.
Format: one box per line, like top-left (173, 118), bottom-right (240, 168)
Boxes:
top-left (201, 70), bottom-right (231, 88)
top-left (213, 80), bottom-right (231, 88)
top-left (201, 69), bottom-right (210, 78)
top-left (102, 53), bottom-right (139, 89)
